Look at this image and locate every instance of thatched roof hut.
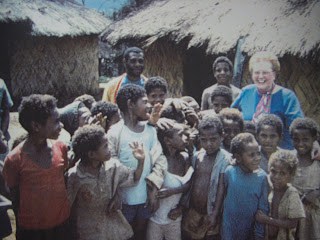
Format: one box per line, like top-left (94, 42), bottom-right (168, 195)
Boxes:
top-left (101, 0), bottom-right (320, 123)
top-left (0, 0), bottom-right (111, 107)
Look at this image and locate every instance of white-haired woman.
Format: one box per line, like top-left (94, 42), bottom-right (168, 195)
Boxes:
top-left (231, 51), bottom-right (304, 149)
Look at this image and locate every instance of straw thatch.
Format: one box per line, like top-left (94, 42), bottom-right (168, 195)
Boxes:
top-left (0, 0), bottom-right (111, 107)
top-left (101, 0), bottom-right (320, 124)
top-left (102, 0), bottom-right (320, 59)
top-left (10, 35), bottom-right (100, 107)
top-left (0, 0), bottom-right (109, 37)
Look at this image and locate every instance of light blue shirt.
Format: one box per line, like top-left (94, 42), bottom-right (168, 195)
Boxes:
top-left (121, 75), bottom-right (144, 88)
top-left (118, 124), bottom-right (157, 205)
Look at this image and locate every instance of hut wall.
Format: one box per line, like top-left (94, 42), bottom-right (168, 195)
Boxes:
top-left (241, 55), bottom-right (320, 125)
top-left (144, 39), bottom-right (184, 97)
top-left (10, 35), bottom-right (100, 107)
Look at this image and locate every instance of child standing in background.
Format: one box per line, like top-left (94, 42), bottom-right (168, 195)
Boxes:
top-left (2, 94), bottom-right (70, 240)
top-left (218, 108), bottom-right (244, 152)
top-left (210, 85), bottom-right (233, 114)
top-left (183, 116), bottom-right (232, 240)
top-left (146, 122), bottom-right (193, 240)
top-left (255, 150), bottom-right (305, 240)
top-left (290, 118), bottom-right (320, 240)
top-left (222, 133), bottom-right (269, 240)
top-left (67, 125), bottom-right (145, 240)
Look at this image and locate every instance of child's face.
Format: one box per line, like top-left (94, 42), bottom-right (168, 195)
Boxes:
top-left (269, 161), bottom-right (292, 191)
top-left (238, 140), bottom-right (261, 172)
top-left (40, 108), bottom-right (62, 140)
top-left (92, 134), bottom-right (111, 162)
top-left (292, 128), bottom-right (316, 156)
top-left (212, 96), bottom-right (230, 114)
top-left (131, 95), bottom-right (150, 121)
top-left (199, 128), bottom-right (222, 155)
top-left (222, 119), bottom-right (241, 148)
top-left (168, 125), bottom-right (188, 151)
top-left (257, 125), bottom-right (281, 155)
top-left (147, 88), bottom-right (167, 106)
top-left (214, 62), bottom-right (232, 85)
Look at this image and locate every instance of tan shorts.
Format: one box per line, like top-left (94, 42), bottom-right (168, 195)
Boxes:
top-left (146, 220), bottom-right (181, 240)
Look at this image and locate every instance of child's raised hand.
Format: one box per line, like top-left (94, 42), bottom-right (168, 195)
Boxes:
top-left (88, 113), bottom-right (107, 130)
top-left (129, 142), bottom-right (145, 162)
top-left (149, 103), bottom-right (163, 125)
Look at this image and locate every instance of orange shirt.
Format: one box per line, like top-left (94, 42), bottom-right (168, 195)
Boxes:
top-left (3, 140), bottom-right (70, 229)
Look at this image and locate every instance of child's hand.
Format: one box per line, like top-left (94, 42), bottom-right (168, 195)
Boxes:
top-left (255, 210), bottom-right (269, 224)
top-left (157, 188), bottom-right (174, 199)
top-left (89, 113), bottom-right (107, 130)
top-left (107, 190), bottom-right (122, 214)
top-left (149, 103), bottom-right (163, 125)
top-left (156, 117), bottom-right (175, 130)
top-left (184, 107), bottom-right (199, 127)
top-left (168, 206), bottom-right (182, 220)
top-left (311, 141), bottom-right (320, 160)
top-left (129, 142), bottom-right (145, 162)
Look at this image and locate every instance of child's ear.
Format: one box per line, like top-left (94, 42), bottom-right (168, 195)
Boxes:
top-left (31, 121), bottom-right (41, 133)
top-left (127, 99), bottom-right (134, 109)
top-left (88, 150), bottom-right (95, 159)
top-left (234, 153), bottom-right (241, 163)
top-left (164, 136), bottom-right (172, 146)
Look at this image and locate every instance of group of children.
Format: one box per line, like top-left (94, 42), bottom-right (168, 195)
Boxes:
top-left (1, 68), bottom-right (320, 240)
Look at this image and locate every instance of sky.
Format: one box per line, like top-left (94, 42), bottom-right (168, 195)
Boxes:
top-left (75, 0), bottom-right (131, 16)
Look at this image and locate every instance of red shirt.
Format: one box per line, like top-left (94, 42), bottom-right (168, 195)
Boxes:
top-left (3, 140), bottom-right (70, 229)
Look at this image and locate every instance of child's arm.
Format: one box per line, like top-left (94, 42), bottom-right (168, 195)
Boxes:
top-left (157, 182), bottom-right (191, 199)
top-left (255, 210), bottom-right (300, 229)
top-left (302, 189), bottom-right (320, 206)
top-left (129, 141), bottom-right (145, 182)
top-left (204, 173), bottom-right (225, 229)
top-left (254, 176), bottom-right (270, 240)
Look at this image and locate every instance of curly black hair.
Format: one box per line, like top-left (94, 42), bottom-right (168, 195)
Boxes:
top-left (116, 84), bottom-right (146, 113)
top-left (244, 121), bottom-right (256, 134)
top-left (18, 94), bottom-right (57, 133)
top-left (269, 149), bottom-right (298, 176)
top-left (91, 101), bottom-right (119, 119)
top-left (289, 117), bottom-right (319, 138)
top-left (160, 100), bottom-right (186, 124)
top-left (256, 114), bottom-right (283, 136)
top-left (219, 108), bottom-right (244, 132)
top-left (230, 132), bottom-right (256, 155)
top-left (123, 47), bottom-right (143, 61)
top-left (212, 56), bottom-right (233, 72)
top-left (198, 115), bottom-right (223, 135)
top-left (210, 85), bottom-right (233, 105)
top-left (145, 76), bottom-right (168, 95)
top-left (72, 125), bottom-right (106, 161)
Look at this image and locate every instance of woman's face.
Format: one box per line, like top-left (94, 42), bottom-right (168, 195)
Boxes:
top-left (251, 61), bottom-right (276, 93)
